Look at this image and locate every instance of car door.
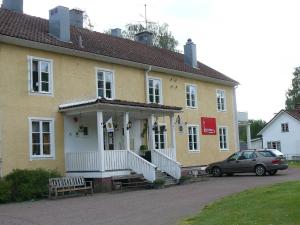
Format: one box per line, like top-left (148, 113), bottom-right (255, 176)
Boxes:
top-left (222, 152), bottom-right (242, 173)
top-left (236, 151), bottom-right (258, 172)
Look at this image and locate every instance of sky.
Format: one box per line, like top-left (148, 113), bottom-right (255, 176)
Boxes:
top-left (5, 0), bottom-right (300, 121)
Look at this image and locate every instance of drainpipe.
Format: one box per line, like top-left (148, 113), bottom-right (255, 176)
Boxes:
top-left (145, 65), bottom-right (152, 102)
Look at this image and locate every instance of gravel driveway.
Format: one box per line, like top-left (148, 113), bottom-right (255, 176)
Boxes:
top-left (1, 168), bottom-right (300, 225)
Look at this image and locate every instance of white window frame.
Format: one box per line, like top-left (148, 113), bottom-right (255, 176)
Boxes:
top-left (27, 56), bottom-right (54, 96)
top-left (146, 76), bottom-right (163, 104)
top-left (281, 123), bottom-right (289, 133)
top-left (28, 117), bottom-right (55, 160)
top-left (267, 141), bottom-right (281, 151)
top-left (187, 124), bottom-right (200, 152)
top-left (216, 89), bottom-right (226, 112)
top-left (154, 123), bottom-right (167, 150)
top-left (185, 84), bottom-right (198, 108)
top-left (95, 67), bottom-right (115, 100)
top-left (219, 126), bottom-right (229, 151)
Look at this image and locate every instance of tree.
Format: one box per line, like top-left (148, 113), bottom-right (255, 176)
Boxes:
top-left (239, 119), bottom-right (267, 142)
top-left (285, 67), bottom-right (300, 110)
top-left (107, 22), bottom-right (179, 51)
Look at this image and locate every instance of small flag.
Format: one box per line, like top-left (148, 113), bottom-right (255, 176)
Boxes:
top-left (106, 117), bottom-right (114, 132)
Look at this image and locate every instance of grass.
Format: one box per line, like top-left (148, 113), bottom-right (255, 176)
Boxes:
top-left (180, 181), bottom-right (300, 225)
top-left (289, 160), bottom-right (300, 169)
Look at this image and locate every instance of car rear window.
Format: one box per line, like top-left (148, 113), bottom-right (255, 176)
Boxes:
top-left (258, 151), bottom-right (276, 157)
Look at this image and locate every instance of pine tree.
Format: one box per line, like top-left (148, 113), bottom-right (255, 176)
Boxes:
top-left (285, 67), bottom-right (300, 110)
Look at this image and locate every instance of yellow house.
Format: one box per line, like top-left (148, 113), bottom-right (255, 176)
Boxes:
top-left (0, 2), bottom-right (239, 185)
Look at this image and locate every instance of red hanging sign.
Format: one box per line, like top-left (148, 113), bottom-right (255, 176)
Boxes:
top-left (201, 117), bottom-right (217, 135)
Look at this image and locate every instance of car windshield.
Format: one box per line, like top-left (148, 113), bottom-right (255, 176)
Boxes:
top-left (258, 151), bottom-right (276, 157)
top-left (227, 152), bottom-right (242, 161)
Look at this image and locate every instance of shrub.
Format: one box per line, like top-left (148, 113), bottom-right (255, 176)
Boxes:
top-left (153, 179), bottom-right (165, 188)
top-left (5, 168), bottom-right (60, 202)
top-left (0, 179), bottom-right (12, 203)
top-left (179, 175), bottom-right (192, 184)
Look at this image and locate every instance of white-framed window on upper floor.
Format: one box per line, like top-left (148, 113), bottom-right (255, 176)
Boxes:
top-left (219, 126), bottom-right (228, 150)
top-left (187, 125), bottom-right (200, 152)
top-left (154, 124), bottom-right (167, 150)
top-left (147, 76), bottom-right (163, 104)
top-left (186, 84), bottom-right (197, 108)
top-left (28, 56), bottom-right (53, 95)
top-left (96, 68), bottom-right (115, 99)
top-left (216, 89), bottom-right (226, 112)
top-left (29, 117), bottom-right (55, 160)
top-left (281, 123), bottom-right (289, 132)
top-left (267, 141), bottom-right (281, 151)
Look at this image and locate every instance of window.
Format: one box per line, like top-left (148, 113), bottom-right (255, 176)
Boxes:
top-left (219, 127), bottom-right (228, 150)
top-left (267, 141), bottom-right (281, 151)
top-left (216, 89), bottom-right (226, 111)
top-left (97, 69), bottom-right (114, 99)
top-left (281, 123), bottom-right (289, 132)
top-left (29, 118), bottom-right (55, 159)
top-left (186, 84), bottom-right (197, 108)
top-left (28, 56), bottom-right (53, 95)
top-left (188, 125), bottom-right (199, 151)
top-left (154, 124), bottom-right (166, 150)
top-left (147, 77), bottom-right (162, 104)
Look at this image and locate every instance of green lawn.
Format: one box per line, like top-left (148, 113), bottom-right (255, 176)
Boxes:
top-left (180, 181), bottom-right (300, 225)
top-left (289, 160), bottom-right (300, 168)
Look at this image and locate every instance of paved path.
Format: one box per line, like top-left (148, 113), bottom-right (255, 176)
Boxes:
top-left (1, 168), bottom-right (300, 225)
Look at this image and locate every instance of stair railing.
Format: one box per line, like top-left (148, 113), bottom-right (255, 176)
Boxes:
top-left (127, 150), bottom-right (157, 182)
top-left (152, 149), bottom-right (182, 180)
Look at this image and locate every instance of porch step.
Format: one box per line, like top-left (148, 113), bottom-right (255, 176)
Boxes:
top-left (112, 173), bottom-right (152, 191)
top-left (155, 170), bottom-right (178, 186)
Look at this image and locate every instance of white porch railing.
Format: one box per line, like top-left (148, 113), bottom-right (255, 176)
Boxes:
top-left (104, 150), bottom-right (127, 170)
top-left (66, 151), bottom-right (101, 171)
top-left (152, 149), bottom-right (182, 180)
top-left (157, 148), bottom-right (176, 160)
top-left (127, 150), bottom-right (157, 182)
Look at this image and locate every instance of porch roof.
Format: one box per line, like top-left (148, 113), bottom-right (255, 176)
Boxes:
top-left (58, 98), bottom-right (182, 114)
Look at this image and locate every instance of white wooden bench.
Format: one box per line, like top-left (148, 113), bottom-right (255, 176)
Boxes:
top-left (49, 177), bottom-right (93, 199)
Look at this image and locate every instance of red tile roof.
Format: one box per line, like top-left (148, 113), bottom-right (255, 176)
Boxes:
top-left (0, 8), bottom-right (238, 85)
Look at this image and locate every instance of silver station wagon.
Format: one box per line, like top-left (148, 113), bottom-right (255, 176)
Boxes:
top-left (206, 150), bottom-right (288, 176)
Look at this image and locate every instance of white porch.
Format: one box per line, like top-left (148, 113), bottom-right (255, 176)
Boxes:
top-left (59, 98), bottom-right (182, 182)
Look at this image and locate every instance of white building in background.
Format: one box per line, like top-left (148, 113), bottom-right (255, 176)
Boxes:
top-left (258, 105), bottom-right (300, 159)
top-left (238, 112), bottom-right (251, 150)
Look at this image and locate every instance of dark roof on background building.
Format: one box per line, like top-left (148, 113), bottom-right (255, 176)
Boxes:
top-left (0, 8), bottom-right (238, 85)
top-left (59, 98), bottom-right (182, 112)
top-left (286, 109), bottom-right (300, 121)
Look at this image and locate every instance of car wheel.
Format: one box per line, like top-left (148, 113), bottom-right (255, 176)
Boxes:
top-left (255, 165), bottom-right (266, 176)
top-left (212, 167), bottom-right (222, 177)
top-left (269, 170), bottom-right (277, 176)
top-left (226, 173), bottom-right (234, 176)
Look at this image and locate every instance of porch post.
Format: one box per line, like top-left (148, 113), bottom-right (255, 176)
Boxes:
top-left (123, 112), bottom-right (130, 151)
top-left (148, 114), bottom-right (155, 150)
top-left (97, 111), bottom-right (105, 171)
top-left (170, 113), bottom-right (177, 159)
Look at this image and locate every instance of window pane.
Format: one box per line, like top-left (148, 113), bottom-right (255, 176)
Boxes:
top-left (32, 60), bottom-right (38, 72)
top-left (188, 135), bottom-right (192, 143)
top-left (105, 72), bottom-right (112, 82)
top-left (106, 81), bottom-right (111, 90)
top-left (43, 133), bottom-right (50, 144)
top-left (160, 134), bottom-right (164, 143)
top-left (97, 72), bottom-right (104, 81)
top-left (98, 89), bottom-right (104, 98)
top-left (161, 143), bottom-right (165, 149)
top-left (155, 96), bottom-right (160, 103)
top-left (32, 71), bottom-right (39, 92)
top-left (149, 80), bottom-right (153, 88)
top-left (106, 90), bottom-right (112, 98)
top-left (149, 95), bottom-right (154, 103)
top-left (43, 122), bottom-right (50, 132)
top-left (194, 142), bottom-right (197, 150)
top-left (155, 87), bottom-right (159, 95)
top-left (189, 143), bottom-right (193, 150)
top-left (43, 144), bottom-right (51, 155)
top-left (32, 122), bottom-right (40, 132)
top-left (41, 82), bottom-right (49, 92)
top-left (32, 133), bottom-right (40, 143)
top-left (32, 144), bottom-right (40, 155)
top-left (98, 80), bottom-right (104, 89)
top-left (41, 61), bottom-right (49, 73)
top-left (41, 73), bottom-right (49, 82)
